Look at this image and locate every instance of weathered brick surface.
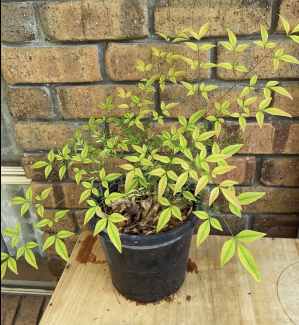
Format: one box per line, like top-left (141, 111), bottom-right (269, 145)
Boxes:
top-left (161, 84), bottom-right (262, 117)
top-left (14, 295), bottom-right (44, 325)
top-left (278, 0), bottom-right (299, 32)
top-left (38, 0), bottom-right (148, 41)
top-left (217, 40), bottom-right (299, 80)
top-left (1, 46), bottom-right (102, 84)
top-left (155, 0), bottom-right (272, 37)
top-left (272, 84), bottom-right (299, 117)
top-left (214, 157), bottom-right (256, 185)
top-left (221, 122), bottom-right (299, 154)
top-left (32, 182), bottom-right (87, 209)
top-left (15, 122), bottom-right (76, 150)
top-left (261, 158), bottom-right (299, 187)
top-left (57, 85), bottom-right (148, 118)
top-left (105, 43), bottom-right (210, 80)
top-left (252, 214), bottom-right (299, 238)
top-left (1, 2), bottom-right (36, 42)
top-left (7, 87), bottom-right (52, 119)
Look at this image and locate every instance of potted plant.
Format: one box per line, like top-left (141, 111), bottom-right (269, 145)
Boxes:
top-left (2, 19), bottom-right (298, 303)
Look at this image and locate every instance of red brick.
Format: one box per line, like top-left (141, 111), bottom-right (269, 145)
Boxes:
top-left (2, 46), bottom-right (102, 84)
top-left (252, 214), bottom-right (299, 238)
top-left (155, 0), bottom-right (272, 37)
top-left (7, 87), bottom-right (52, 119)
top-left (261, 159), bottom-right (299, 187)
top-left (1, 2), bottom-right (36, 42)
top-left (217, 40), bottom-right (299, 80)
top-left (105, 42), bottom-right (210, 81)
top-left (38, 0), bottom-right (148, 41)
top-left (15, 122), bottom-right (76, 150)
top-left (56, 85), bottom-right (150, 118)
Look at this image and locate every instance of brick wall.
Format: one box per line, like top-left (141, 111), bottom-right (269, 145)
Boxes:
top-left (1, 0), bottom-right (299, 242)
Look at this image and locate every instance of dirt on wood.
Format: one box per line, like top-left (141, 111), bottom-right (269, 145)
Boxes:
top-left (187, 258), bottom-right (199, 274)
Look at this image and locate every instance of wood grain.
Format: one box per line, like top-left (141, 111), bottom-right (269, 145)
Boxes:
top-left (41, 232), bottom-right (299, 325)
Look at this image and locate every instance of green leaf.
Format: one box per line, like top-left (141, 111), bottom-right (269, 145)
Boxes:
top-left (209, 187), bottom-right (220, 206)
top-left (54, 210), bottom-right (69, 222)
top-left (25, 187), bottom-right (33, 201)
top-left (210, 217), bottom-right (223, 231)
top-left (107, 221), bottom-right (122, 253)
top-left (84, 207), bottom-right (96, 225)
top-left (194, 210), bottom-right (208, 220)
top-left (174, 172), bottom-right (189, 194)
top-left (45, 164), bottom-right (53, 179)
top-left (256, 111), bottom-right (264, 128)
top-left (11, 196), bottom-right (26, 205)
top-left (79, 189), bottom-right (91, 204)
top-left (57, 230), bottom-right (74, 239)
top-left (220, 238), bottom-right (236, 267)
top-left (222, 144), bottom-right (243, 156)
top-left (1, 261), bottom-right (8, 279)
top-left (33, 161), bottom-right (48, 169)
top-left (171, 206), bottom-right (182, 220)
top-left (270, 86), bottom-right (293, 99)
top-left (125, 170), bottom-right (136, 193)
top-left (158, 175), bottom-right (168, 198)
top-left (1, 252), bottom-right (8, 261)
top-left (196, 220), bottom-right (210, 246)
top-left (157, 208), bottom-right (172, 232)
top-left (59, 165), bottom-right (67, 181)
top-left (279, 15), bottom-right (290, 34)
top-left (109, 213), bottom-right (126, 223)
top-left (42, 236), bottom-right (56, 251)
top-left (94, 218), bottom-right (107, 235)
top-left (264, 107), bottom-right (291, 118)
top-left (7, 257), bottom-right (18, 275)
top-left (159, 197), bottom-right (170, 206)
top-left (206, 154), bottom-right (227, 163)
top-left (40, 187), bottom-right (52, 201)
top-left (221, 188), bottom-right (242, 210)
top-left (280, 54), bottom-right (299, 65)
top-left (24, 248), bottom-right (38, 269)
top-left (55, 238), bottom-right (69, 262)
top-left (195, 175), bottom-right (209, 195)
top-left (229, 203), bottom-right (242, 217)
top-left (238, 244), bottom-right (261, 282)
top-left (183, 191), bottom-right (196, 201)
top-left (238, 192), bottom-right (265, 205)
top-left (21, 202), bottom-right (30, 216)
top-left (16, 247), bottom-right (25, 260)
top-left (236, 230), bottom-right (266, 243)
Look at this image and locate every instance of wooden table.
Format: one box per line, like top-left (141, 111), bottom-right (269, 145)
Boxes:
top-left (41, 231), bottom-right (299, 325)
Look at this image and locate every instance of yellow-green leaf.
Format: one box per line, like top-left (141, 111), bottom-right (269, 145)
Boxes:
top-left (55, 238), bottom-right (69, 262)
top-left (107, 221), bottom-right (122, 253)
top-left (238, 244), bottom-right (261, 282)
top-left (196, 220), bottom-right (210, 246)
top-left (220, 238), bottom-right (236, 267)
top-left (238, 192), bottom-right (265, 205)
top-left (236, 230), bottom-right (266, 243)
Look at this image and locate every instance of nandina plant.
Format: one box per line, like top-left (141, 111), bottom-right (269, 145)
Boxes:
top-left (2, 18), bottom-right (298, 283)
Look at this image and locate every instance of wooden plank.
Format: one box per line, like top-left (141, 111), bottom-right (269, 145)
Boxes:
top-left (1, 294), bottom-right (21, 325)
top-left (41, 232), bottom-right (299, 325)
top-left (14, 295), bottom-right (45, 325)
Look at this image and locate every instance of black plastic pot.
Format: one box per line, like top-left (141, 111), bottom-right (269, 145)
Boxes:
top-left (91, 215), bottom-right (197, 303)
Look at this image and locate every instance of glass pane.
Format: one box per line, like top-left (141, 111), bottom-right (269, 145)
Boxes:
top-left (1, 184), bottom-right (43, 256)
top-left (1, 78), bottom-right (23, 164)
